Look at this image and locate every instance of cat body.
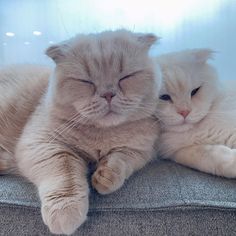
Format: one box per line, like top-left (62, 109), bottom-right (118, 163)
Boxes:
top-left (155, 49), bottom-right (236, 179)
top-left (0, 65), bottom-right (50, 170)
top-left (0, 30), bottom-right (161, 235)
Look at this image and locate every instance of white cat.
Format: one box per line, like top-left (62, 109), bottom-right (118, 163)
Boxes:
top-left (155, 49), bottom-right (236, 178)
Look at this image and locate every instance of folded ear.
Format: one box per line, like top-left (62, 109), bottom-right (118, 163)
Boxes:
top-left (136, 33), bottom-right (160, 49)
top-left (190, 49), bottom-right (215, 64)
top-left (45, 43), bottom-right (69, 63)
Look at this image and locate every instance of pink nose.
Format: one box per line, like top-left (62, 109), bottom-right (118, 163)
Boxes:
top-left (178, 110), bottom-right (190, 118)
top-left (101, 92), bottom-right (116, 103)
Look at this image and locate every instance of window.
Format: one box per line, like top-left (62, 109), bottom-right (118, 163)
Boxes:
top-left (0, 0), bottom-right (235, 80)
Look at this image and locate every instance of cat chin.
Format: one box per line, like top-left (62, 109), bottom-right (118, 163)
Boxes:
top-left (164, 123), bottom-right (194, 132)
top-left (94, 113), bottom-right (127, 128)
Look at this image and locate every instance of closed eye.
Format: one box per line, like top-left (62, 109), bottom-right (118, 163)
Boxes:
top-left (159, 94), bottom-right (172, 102)
top-left (78, 79), bottom-right (94, 85)
top-left (191, 86), bottom-right (201, 97)
top-left (68, 77), bottom-right (94, 85)
top-left (119, 70), bottom-right (143, 82)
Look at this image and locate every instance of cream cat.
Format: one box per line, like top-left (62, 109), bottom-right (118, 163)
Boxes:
top-left (0, 30), bottom-right (161, 235)
top-left (155, 49), bottom-right (236, 179)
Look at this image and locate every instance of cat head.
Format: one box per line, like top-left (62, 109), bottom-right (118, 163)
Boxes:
top-left (46, 30), bottom-right (161, 127)
top-left (156, 49), bottom-right (220, 132)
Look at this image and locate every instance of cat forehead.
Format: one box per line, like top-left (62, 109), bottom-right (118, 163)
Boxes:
top-left (71, 35), bottom-right (143, 62)
top-left (66, 37), bottom-right (149, 77)
top-left (47, 30), bottom-right (159, 66)
top-left (161, 65), bottom-right (194, 93)
top-left (157, 48), bottom-right (214, 65)
top-left (73, 29), bottom-right (156, 48)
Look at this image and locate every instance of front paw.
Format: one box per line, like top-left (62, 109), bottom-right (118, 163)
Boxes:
top-left (92, 159), bottom-right (126, 194)
top-left (41, 196), bottom-right (88, 235)
top-left (215, 148), bottom-right (236, 178)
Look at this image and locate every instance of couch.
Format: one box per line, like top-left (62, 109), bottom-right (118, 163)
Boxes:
top-left (0, 158), bottom-right (236, 236)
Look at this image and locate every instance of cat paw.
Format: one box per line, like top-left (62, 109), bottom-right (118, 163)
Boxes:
top-left (41, 197), bottom-right (88, 235)
top-left (216, 148), bottom-right (236, 178)
top-left (225, 149), bottom-right (236, 178)
top-left (92, 158), bottom-right (126, 194)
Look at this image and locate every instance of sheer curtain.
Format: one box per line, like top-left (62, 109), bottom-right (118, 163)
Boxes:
top-left (0, 0), bottom-right (235, 80)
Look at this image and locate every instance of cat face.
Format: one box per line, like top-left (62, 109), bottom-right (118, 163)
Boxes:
top-left (46, 30), bottom-right (161, 127)
top-left (156, 49), bottom-right (220, 132)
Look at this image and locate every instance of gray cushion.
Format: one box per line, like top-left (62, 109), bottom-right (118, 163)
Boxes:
top-left (1, 159), bottom-right (236, 235)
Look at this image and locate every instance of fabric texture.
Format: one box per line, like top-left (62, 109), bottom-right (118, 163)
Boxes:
top-left (0, 159), bottom-right (236, 235)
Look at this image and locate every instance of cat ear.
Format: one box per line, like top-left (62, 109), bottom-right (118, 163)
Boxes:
top-left (45, 43), bottom-right (69, 63)
top-left (191, 49), bottom-right (215, 64)
top-left (136, 33), bottom-right (160, 49)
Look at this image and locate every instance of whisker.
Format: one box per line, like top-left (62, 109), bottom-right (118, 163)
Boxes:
top-left (47, 112), bottom-right (83, 143)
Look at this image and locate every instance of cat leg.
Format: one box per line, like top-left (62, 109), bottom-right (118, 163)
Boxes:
top-left (17, 148), bottom-right (89, 235)
top-left (39, 154), bottom-right (89, 235)
top-left (0, 149), bottom-right (16, 173)
top-left (0, 151), bottom-right (12, 171)
top-left (172, 145), bottom-right (236, 178)
top-left (92, 148), bottom-right (152, 194)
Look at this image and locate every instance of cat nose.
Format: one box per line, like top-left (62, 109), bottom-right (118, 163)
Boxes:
top-left (101, 92), bottom-right (116, 103)
top-left (178, 110), bottom-right (191, 118)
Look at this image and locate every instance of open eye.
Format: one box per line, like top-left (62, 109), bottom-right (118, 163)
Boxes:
top-left (159, 94), bottom-right (172, 101)
top-left (191, 87), bottom-right (201, 97)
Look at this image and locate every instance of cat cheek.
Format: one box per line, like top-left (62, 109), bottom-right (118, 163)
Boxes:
top-left (160, 106), bottom-right (180, 124)
top-left (73, 101), bottom-right (88, 111)
top-left (60, 79), bottom-right (95, 96)
top-left (119, 83), bottom-right (131, 97)
top-left (119, 78), bottom-right (149, 96)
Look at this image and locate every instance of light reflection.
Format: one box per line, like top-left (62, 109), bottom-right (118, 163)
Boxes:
top-left (33, 31), bottom-right (42, 36)
top-left (5, 32), bottom-right (15, 37)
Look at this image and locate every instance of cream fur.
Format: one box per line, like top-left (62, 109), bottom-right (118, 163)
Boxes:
top-left (155, 49), bottom-right (236, 178)
top-left (0, 30), bottom-right (161, 235)
top-left (0, 65), bottom-right (50, 171)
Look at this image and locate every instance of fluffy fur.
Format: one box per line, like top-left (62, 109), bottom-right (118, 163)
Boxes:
top-left (155, 49), bottom-right (236, 179)
top-left (0, 30), bottom-right (161, 235)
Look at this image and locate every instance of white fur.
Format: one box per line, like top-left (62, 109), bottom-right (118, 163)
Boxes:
top-left (155, 49), bottom-right (236, 178)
